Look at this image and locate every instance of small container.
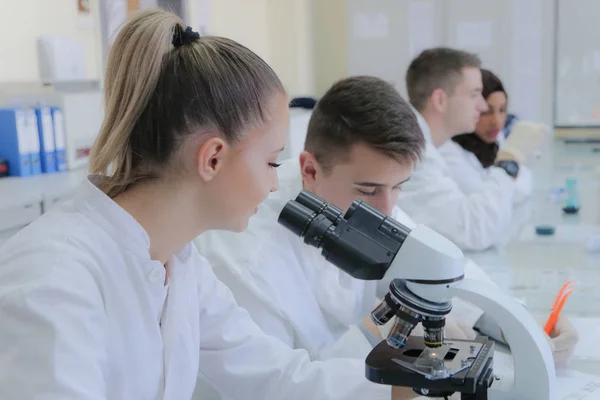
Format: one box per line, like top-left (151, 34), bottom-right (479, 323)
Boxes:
top-left (534, 188), bottom-right (562, 236)
top-left (535, 225), bottom-right (555, 236)
top-left (562, 178), bottom-right (580, 214)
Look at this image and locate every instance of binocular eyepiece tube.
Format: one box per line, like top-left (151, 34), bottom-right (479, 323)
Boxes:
top-left (278, 191), bottom-right (345, 248)
top-left (278, 190), bottom-right (412, 281)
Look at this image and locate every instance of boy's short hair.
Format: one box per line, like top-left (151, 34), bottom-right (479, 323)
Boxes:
top-left (406, 47), bottom-right (481, 112)
top-left (304, 76), bottom-right (424, 173)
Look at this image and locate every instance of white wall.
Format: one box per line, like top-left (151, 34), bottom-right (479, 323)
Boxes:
top-left (0, 0), bottom-right (314, 98)
top-left (197, 0), bottom-right (271, 62)
top-left (319, 0), bottom-right (555, 127)
top-left (0, 0), bottom-right (103, 83)
top-left (266, 0), bottom-right (314, 97)
top-left (554, 0), bottom-right (600, 127)
top-left (187, 0), bottom-right (314, 97)
top-left (443, 0), bottom-right (555, 127)
top-left (312, 0), bottom-right (348, 96)
top-left (0, 0), bottom-right (560, 123)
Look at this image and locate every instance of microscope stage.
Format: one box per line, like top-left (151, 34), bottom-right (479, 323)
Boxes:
top-left (366, 335), bottom-right (495, 397)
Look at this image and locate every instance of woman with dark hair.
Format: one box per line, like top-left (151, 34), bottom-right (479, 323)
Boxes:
top-left (439, 69), bottom-right (533, 204)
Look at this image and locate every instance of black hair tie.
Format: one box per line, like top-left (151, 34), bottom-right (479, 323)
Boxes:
top-left (172, 25), bottom-right (200, 47)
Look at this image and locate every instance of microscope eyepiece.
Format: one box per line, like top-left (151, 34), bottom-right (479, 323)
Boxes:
top-left (294, 190), bottom-right (345, 224)
top-left (278, 191), bottom-right (338, 248)
top-left (277, 201), bottom-right (315, 238)
top-left (295, 190), bottom-right (327, 212)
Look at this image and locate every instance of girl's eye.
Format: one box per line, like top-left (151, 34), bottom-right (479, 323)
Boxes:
top-left (269, 162), bottom-right (281, 168)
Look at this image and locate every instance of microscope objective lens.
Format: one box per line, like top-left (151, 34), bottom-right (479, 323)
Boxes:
top-left (371, 296), bottom-right (396, 325)
top-left (422, 317), bottom-right (445, 348)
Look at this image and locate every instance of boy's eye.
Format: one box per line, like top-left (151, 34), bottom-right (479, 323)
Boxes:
top-left (268, 162), bottom-right (281, 168)
top-left (356, 188), bottom-right (375, 196)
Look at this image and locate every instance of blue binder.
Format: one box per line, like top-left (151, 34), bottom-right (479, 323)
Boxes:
top-left (51, 107), bottom-right (67, 171)
top-left (0, 108), bottom-right (32, 177)
top-left (26, 109), bottom-right (42, 175)
top-left (35, 106), bottom-right (57, 173)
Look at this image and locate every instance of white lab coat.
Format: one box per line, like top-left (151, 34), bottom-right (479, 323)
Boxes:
top-left (438, 140), bottom-right (533, 205)
top-left (396, 110), bottom-right (516, 251)
top-left (0, 177), bottom-right (397, 400)
top-left (195, 159), bottom-right (493, 387)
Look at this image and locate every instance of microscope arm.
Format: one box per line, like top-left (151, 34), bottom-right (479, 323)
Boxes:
top-left (448, 278), bottom-right (556, 400)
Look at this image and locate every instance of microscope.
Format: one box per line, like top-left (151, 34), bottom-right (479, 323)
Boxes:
top-left (278, 190), bottom-right (556, 399)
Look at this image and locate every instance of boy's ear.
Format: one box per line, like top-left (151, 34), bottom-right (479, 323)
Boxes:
top-left (430, 88), bottom-right (448, 113)
top-left (299, 151), bottom-right (320, 192)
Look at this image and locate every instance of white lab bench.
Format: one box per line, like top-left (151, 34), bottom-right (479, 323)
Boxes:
top-left (0, 169), bottom-right (88, 246)
top-left (412, 142), bottom-right (600, 399)
top-left (464, 141), bottom-right (600, 377)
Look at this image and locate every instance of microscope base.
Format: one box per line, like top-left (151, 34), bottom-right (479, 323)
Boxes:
top-left (365, 336), bottom-right (495, 399)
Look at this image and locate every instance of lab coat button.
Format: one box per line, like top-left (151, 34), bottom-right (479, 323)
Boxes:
top-left (148, 267), bottom-right (163, 283)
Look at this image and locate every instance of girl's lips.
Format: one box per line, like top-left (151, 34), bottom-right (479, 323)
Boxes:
top-left (488, 129), bottom-right (500, 139)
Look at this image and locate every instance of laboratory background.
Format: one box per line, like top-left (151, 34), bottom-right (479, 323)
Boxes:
top-left (1, 0), bottom-right (600, 398)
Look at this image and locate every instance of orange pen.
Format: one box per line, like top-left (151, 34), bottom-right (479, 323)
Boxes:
top-left (544, 280), bottom-right (575, 335)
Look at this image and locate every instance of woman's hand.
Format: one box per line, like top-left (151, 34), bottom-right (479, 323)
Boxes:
top-left (495, 150), bottom-right (519, 163)
top-left (545, 316), bottom-right (579, 368)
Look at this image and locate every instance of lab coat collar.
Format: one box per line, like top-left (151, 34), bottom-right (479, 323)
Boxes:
top-left (74, 176), bottom-right (194, 264)
top-left (411, 106), bottom-right (434, 146)
top-left (74, 176), bottom-right (151, 258)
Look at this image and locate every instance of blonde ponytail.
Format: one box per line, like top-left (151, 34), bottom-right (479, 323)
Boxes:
top-left (89, 9), bottom-right (283, 197)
